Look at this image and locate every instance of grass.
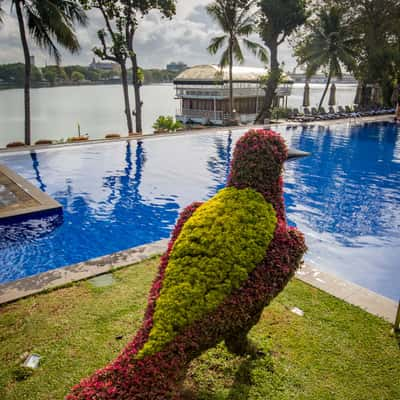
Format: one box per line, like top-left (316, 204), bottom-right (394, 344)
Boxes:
top-left (0, 257), bottom-right (398, 400)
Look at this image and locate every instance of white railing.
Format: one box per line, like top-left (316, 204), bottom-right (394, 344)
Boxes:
top-left (176, 85), bottom-right (292, 99)
top-left (177, 109), bottom-right (225, 121)
top-left (176, 87), bottom-right (264, 99)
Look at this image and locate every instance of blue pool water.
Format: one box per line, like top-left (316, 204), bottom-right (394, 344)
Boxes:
top-left (0, 122), bottom-right (399, 300)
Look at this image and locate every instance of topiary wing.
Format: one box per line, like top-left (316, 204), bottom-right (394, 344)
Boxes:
top-left (139, 187), bottom-right (277, 358)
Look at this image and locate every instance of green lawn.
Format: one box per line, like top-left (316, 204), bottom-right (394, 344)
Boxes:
top-left (0, 258), bottom-right (398, 400)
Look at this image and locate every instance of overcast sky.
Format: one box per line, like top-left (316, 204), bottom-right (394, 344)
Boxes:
top-left (0, 0), bottom-right (296, 70)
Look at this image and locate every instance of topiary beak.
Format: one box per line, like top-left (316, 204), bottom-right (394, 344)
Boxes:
top-left (286, 148), bottom-right (310, 161)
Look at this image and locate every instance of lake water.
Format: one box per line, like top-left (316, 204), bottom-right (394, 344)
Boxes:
top-left (0, 83), bottom-right (357, 148)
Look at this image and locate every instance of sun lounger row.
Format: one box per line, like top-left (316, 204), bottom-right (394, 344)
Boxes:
top-left (287, 106), bottom-right (395, 122)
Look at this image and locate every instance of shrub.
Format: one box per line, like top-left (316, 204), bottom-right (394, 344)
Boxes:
top-left (6, 141), bottom-right (26, 148)
top-left (71, 71), bottom-right (85, 82)
top-left (35, 140), bottom-right (53, 145)
top-left (67, 136), bottom-right (89, 143)
top-left (153, 115), bottom-right (184, 133)
top-left (271, 107), bottom-right (291, 120)
top-left (105, 133), bottom-right (121, 139)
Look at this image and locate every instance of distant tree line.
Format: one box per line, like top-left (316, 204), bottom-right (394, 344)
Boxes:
top-left (0, 63), bottom-right (180, 86)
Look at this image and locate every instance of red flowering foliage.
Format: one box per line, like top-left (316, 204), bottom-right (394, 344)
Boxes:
top-left (227, 129), bottom-right (288, 221)
top-left (67, 129), bottom-right (307, 400)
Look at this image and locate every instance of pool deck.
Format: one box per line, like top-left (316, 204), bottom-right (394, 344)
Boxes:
top-left (0, 239), bottom-right (397, 325)
top-left (0, 163), bottom-right (62, 222)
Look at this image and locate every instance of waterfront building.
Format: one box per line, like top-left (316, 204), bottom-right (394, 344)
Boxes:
top-left (174, 65), bottom-right (293, 125)
top-left (89, 58), bottom-right (121, 73)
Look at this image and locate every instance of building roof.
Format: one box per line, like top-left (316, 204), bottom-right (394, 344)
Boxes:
top-left (175, 65), bottom-right (293, 84)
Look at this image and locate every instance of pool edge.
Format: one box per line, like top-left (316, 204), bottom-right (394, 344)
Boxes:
top-left (0, 114), bottom-right (394, 155)
top-left (0, 239), bottom-right (168, 305)
top-left (0, 239), bottom-right (397, 325)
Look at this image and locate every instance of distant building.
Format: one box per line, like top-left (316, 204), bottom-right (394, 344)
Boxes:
top-left (89, 58), bottom-right (120, 73)
top-left (175, 64), bottom-right (293, 125)
top-left (167, 62), bottom-right (188, 73)
top-left (30, 56), bottom-right (35, 66)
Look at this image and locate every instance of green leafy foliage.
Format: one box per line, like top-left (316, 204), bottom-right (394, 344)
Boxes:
top-left (152, 115), bottom-right (183, 132)
top-left (0, 63), bottom-right (42, 85)
top-left (71, 71), bottom-right (85, 81)
top-left (271, 107), bottom-right (291, 120)
top-left (139, 187), bottom-right (277, 358)
top-left (12, 0), bottom-right (87, 65)
top-left (294, 6), bottom-right (357, 109)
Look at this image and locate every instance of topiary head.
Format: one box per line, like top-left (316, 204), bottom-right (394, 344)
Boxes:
top-left (227, 129), bottom-right (308, 219)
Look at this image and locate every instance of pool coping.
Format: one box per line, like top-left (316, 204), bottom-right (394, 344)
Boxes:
top-left (0, 239), bottom-right (397, 325)
top-left (0, 239), bottom-right (169, 305)
top-left (0, 163), bottom-right (62, 222)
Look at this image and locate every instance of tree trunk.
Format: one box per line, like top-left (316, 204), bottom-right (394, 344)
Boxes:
top-left (256, 42), bottom-right (279, 123)
top-left (360, 83), bottom-right (369, 107)
top-left (229, 38), bottom-right (234, 120)
top-left (131, 53), bottom-right (143, 134)
top-left (381, 79), bottom-right (393, 107)
top-left (15, 0), bottom-right (31, 145)
top-left (318, 71), bottom-right (332, 111)
top-left (120, 62), bottom-right (133, 134)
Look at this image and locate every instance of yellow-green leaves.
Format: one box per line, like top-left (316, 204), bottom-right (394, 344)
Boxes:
top-left (139, 187), bottom-right (277, 358)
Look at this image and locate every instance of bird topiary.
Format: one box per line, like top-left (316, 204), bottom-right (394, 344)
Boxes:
top-left (67, 128), bottom-right (308, 400)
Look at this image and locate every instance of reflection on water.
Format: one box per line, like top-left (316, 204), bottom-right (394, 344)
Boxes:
top-left (0, 122), bottom-right (398, 300)
top-left (282, 122), bottom-right (399, 299)
top-left (206, 133), bottom-right (233, 196)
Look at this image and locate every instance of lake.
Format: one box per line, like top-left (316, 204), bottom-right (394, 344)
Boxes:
top-left (0, 83), bottom-right (357, 148)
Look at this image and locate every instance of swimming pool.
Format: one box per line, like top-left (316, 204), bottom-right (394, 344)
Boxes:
top-left (0, 122), bottom-right (399, 300)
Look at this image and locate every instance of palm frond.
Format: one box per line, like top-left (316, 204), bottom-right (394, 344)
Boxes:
top-left (207, 1), bottom-right (267, 65)
top-left (20, 0), bottom-right (87, 63)
top-left (0, 0), bottom-right (4, 25)
top-left (207, 35), bottom-right (227, 55)
top-left (219, 46), bottom-right (231, 68)
top-left (295, 6), bottom-right (356, 80)
top-left (243, 38), bottom-right (269, 63)
top-left (232, 37), bottom-right (244, 64)
top-left (25, 3), bottom-right (62, 64)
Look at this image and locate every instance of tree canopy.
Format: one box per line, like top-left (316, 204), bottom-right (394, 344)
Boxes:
top-left (309, 0), bottom-right (400, 106)
top-left (294, 6), bottom-right (358, 109)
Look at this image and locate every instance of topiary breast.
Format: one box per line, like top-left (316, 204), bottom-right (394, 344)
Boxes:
top-left (139, 187), bottom-right (277, 358)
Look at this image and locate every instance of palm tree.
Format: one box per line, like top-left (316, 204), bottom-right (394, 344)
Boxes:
top-left (295, 6), bottom-right (357, 111)
top-left (207, 0), bottom-right (268, 119)
top-left (0, 0), bottom-right (4, 25)
top-left (12, 0), bottom-right (87, 145)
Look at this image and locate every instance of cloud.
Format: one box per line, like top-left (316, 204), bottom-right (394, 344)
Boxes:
top-left (0, 1), bottom-right (297, 71)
